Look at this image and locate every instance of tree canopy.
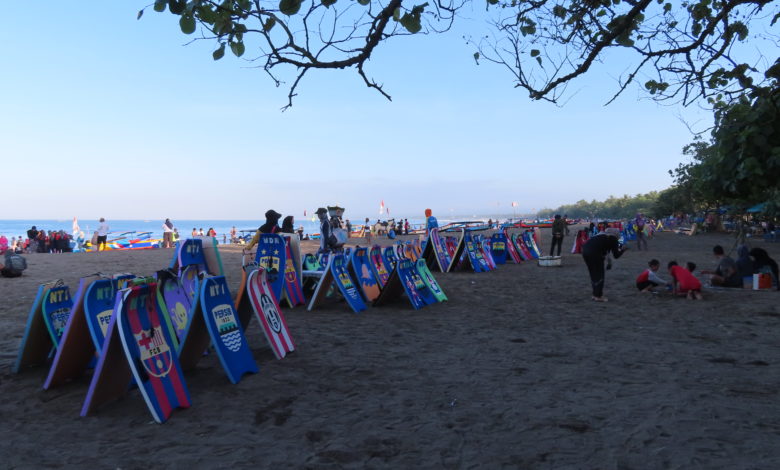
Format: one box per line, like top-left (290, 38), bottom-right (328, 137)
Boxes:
top-left (141, 0), bottom-right (779, 107)
top-left (537, 191), bottom-right (663, 219)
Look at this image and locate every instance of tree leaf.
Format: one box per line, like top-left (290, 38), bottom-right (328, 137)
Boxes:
top-left (279, 0), bottom-right (303, 15)
top-left (153, 0), bottom-right (167, 12)
top-left (530, 49), bottom-right (540, 57)
top-left (213, 43), bottom-right (226, 60)
top-left (399, 13), bottom-right (422, 33)
top-left (473, 52), bottom-right (480, 64)
top-left (179, 15), bottom-right (196, 34)
top-left (263, 17), bottom-right (277, 32)
top-left (357, 0), bottom-right (370, 5)
top-left (168, 0), bottom-right (186, 14)
top-left (137, 9), bottom-right (144, 20)
top-left (321, 0), bottom-right (337, 6)
top-left (230, 41), bottom-right (246, 57)
top-left (393, 7), bottom-right (401, 21)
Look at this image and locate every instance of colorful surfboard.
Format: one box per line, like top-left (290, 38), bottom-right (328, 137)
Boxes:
top-left (255, 233), bottom-right (287, 302)
top-left (396, 259), bottom-right (428, 309)
top-left (416, 259), bottom-right (448, 302)
top-left (246, 268), bottom-right (295, 359)
top-left (478, 236), bottom-right (497, 270)
top-left (14, 281), bottom-right (65, 373)
top-left (117, 284), bottom-right (191, 423)
top-left (282, 239), bottom-right (305, 307)
top-left (43, 275), bottom-right (102, 389)
top-left (463, 233), bottom-right (487, 272)
top-left (350, 247), bottom-right (381, 302)
top-left (84, 278), bottom-right (117, 351)
top-left (199, 276), bottom-right (258, 383)
top-left (382, 246), bottom-right (398, 271)
top-left (303, 253), bottom-right (322, 271)
top-left (331, 254), bottom-right (367, 313)
top-left (42, 285), bottom-right (74, 346)
top-left (369, 245), bottom-right (391, 288)
top-left (490, 233), bottom-right (508, 265)
top-left (156, 269), bottom-right (193, 345)
top-left (180, 264), bottom-right (202, 302)
top-left (502, 229), bottom-right (523, 263)
top-left (195, 235), bottom-right (224, 275)
top-left (429, 228), bottom-right (452, 272)
top-left (173, 238), bottom-right (207, 272)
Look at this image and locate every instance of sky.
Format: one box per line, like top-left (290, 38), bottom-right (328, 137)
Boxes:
top-left (0, 2), bottom-right (715, 220)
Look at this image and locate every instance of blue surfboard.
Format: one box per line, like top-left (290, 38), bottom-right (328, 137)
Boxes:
top-left (396, 259), bottom-right (427, 310)
top-left (303, 253), bottom-right (323, 271)
top-left (199, 276), bottom-right (258, 384)
top-left (255, 233), bottom-right (287, 302)
top-left (490, 233), bottom-right (508, 265)
top-left (42, 285), bottom-right (74, 347)
top-left (330, 254), bottom-right (367, 313)
top-left (369, 245), bottom-right (391, 288)
top-left (382, 246), bottom-right (398, 271)
top-left (463, 233), bottom-right (486, 273)
top-left (173, 238), bottom-right (207, 270)
top-left (416, 259), bottom-right (448, 302)
top-left (350, 247), bottom-right (381, 302)
top-left (156, 270), bottom-right (193, 345)
top-left (84, 279), bottom-right (118, 351)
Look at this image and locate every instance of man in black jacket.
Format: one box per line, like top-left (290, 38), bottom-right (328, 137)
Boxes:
top-left (582, 227), bottom-right (628, 302)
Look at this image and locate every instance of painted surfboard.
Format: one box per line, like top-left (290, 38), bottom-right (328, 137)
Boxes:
top-left (445, 237), bottom-right (458, 258)
top-left (512, 233), bottom-right (532, 260)
top-left (430, 228), bottom-right (452, 272)
top-left (416, 259), bottom-right (448, 302)
top-left (117, 284), bottom-right (191, 423)
top-left (303, 253), bottom-right (322, 271)
top-left (85, 278), bottom-right (120, 351)
top-left (255, 233), bottom-right (287, 301)
top-left (480, 237), bottom-right (497, 270)
top-left (446, 230), bottom-right (469, 272)
top-left (372, 266), bottom-right (405, 307)
top-left (199, 276), bottom-right (258, 384)
top-left (247, 268), bottom-right (295, 359)
top-left (331, 254), bottom-right (367, 313)
top-left (43, 275), bottom-right (102, 389)
top-left (195, 235), bottom-right (224, 275)
top-left (490, 233), bottom-right (508, 265)
top-left (156, 269), bottom-right (193, 345)
top-left (382, 246), bottom-right (398, 271)
top-left (463, 233), bottom-right (486, 273)
top-left (174, 238), bottom-right (207, 272)
top-left (350, 247), bottom-right (381, 302)
top-left (501, 229), bottom-right (522, 263)
top-left (282, 239), bottom-right (305, 307)
top-left (524, 232), bottom-right (541, 259)
top-left (318, 252), bottom-right (330, 269)
top-left (42, 285), bottom-right (74, 347)
top-left (396, 259), bottom-right (428, 309)
top-left (13, 281), bottom-right (64, 373)
top-left (180, 264), bottom-right (202, 302)
top-left (369, 245), bottom-right (391, 288)
top-left (407, 259), bottom-right (437, 306)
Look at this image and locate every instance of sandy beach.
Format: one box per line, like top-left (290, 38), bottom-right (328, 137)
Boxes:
top-left (2, 229), bottom-right (779, 468)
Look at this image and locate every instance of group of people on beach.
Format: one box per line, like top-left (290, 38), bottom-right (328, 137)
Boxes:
top-left (1, 227), bottom-right (76, 255)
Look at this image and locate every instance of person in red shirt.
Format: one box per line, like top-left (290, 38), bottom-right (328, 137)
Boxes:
top-left (668, 261), bottom-right (703, 300)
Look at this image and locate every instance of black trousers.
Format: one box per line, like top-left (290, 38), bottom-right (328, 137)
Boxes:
top-left (550, 236), bottom-right (563, 256)
top-left (583, 254), bottom-right (605, 297)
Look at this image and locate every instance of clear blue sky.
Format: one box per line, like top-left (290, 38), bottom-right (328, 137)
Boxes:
top-left (0, 2), bottom-right (713, 220)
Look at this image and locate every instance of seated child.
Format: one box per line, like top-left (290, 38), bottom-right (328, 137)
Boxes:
top-left (636, 259), bottom-right (669, 292)
top-left (668, 261), bottom-right (703, 300)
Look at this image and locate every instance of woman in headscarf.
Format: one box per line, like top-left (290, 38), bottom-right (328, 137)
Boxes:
top-left (581, 227), bottom-right (628, 302)
top-left (749, 247), bottom-right (779, 290)
top-left (281, 215), bottom-right (295, 234)
top-left (245, 210), bottom-right (282, 251)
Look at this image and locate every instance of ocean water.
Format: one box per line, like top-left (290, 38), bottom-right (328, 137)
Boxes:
top-left (0, 217), bottom-right (437, 240)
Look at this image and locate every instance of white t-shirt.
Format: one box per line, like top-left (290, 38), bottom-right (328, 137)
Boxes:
top-left (97, 223), bottom-right (109, 236)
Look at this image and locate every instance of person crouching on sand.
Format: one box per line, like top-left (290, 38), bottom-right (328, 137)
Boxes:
top-left (581, 227), bottom-right (628, 302)
top-left (668, 261), bottom-right (703, 300)
top-left (636, 259), bottom-right (669, 292)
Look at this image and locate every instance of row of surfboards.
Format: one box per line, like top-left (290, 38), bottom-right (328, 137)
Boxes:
top-left (12, 233), bottom-right (452, 423)
top-left (13, 237), bottom-right (295, 423)
top-left (421, 227), bottom-right (544, 273)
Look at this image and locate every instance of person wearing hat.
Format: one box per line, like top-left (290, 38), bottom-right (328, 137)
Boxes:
top-left (244, 209), bottom-right (282, 252)
top-left (581, 226), bottom-right (628, 302)
top-left (315, 207), bottom-right (331, 254)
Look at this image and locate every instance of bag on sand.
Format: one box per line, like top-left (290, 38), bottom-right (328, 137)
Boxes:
top-left (328, 228), bottom-right (348, 248)
top-left (91, 231), bottom-right (99, 245)
top-left (4, 254), bottom-right (27, 275)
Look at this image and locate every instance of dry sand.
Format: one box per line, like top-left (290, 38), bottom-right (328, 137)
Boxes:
top-left (1, 230), bottom-right (780, 469)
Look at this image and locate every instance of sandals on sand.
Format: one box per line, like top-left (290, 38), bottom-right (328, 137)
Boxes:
top-left (592, 296), bottom-right (608, 302)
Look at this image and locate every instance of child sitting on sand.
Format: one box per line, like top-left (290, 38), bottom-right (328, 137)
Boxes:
top-left (668, 261), bottom-right (703, 300)
top-left (636, 259), bottom-right (669, 292)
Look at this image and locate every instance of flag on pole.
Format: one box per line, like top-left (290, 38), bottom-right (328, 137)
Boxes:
top-left (511, 202), bottom-right (518, 207)
top-left (379, 200), bottom-right (385, 215)
top-left (304, 209), bottom-right (307, 217)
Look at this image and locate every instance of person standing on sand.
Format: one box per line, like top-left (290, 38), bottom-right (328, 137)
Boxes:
top-left (281, 216), bottom-right (295, 234)
top-left (581, 227), bottom-right (628, 302)
top-left (635, 213), bottom-right (648, 251)
top-left (96, 218), bottom-right (109, 251)
top-left (230, 226), bottom-right (237, 243)
top-left (550, 214), bottom-right (566, 257)
top-left (162, 218), bottom-right (174, 248)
